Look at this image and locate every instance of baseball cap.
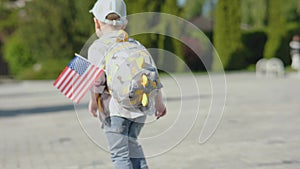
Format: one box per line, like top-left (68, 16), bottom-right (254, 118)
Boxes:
top-left (90, 0), bottom-right (127, 26)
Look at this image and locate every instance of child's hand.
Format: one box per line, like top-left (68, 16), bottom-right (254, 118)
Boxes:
top-left (89, 99), bottom-right (98, 117)
top-left (156, 108), bottom-right (166, 120)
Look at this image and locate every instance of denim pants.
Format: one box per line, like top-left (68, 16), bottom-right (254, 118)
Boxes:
top-left (104, 116), bottom-right (148, 169)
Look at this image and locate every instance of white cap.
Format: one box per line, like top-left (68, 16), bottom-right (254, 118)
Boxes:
top-left (90, 0), bottom-right (127, 26)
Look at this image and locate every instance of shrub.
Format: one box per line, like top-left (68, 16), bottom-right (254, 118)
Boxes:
top-left (3, 34), bottom-right (34, 77)
top-left (241, 30), bottom-right (268, 65)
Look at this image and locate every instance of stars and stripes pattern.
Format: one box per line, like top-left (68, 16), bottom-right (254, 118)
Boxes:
top-left (53, 54), bottom-right (103, 104)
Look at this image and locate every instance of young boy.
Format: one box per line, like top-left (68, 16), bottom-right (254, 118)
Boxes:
top-left (88, 0), bottom-right (166, 169)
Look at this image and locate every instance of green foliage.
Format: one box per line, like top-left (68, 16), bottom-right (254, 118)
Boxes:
top-left (0, 0), bottom-right (19, 40)
top-left (252, 1), bottom-right (268, 27)
top-left (241, 30), bottom-right (268, 65)
top-left (4, 0), bottom-right (186, 78)
top-left (182, 0), bottom-right (205, 19)
top-left (241, 0), bottom-right (268, 28)
top-left (127, 0), bottom-right (162, 14)
top-left (225, 30), bottom-right (268, 70)
top-left (213, 0), bottom-right (243, 70)
top-left (0, 0), bottom-right (19, 75)
top-left (126, 0), bottom-right (163, 50)
top-left (282, 0), bottom-right (300, 22)
top-left (2, 0), bottom-right (94, 79)
top-left (21, 59), bottom-right (70, 80)
top-left (241, 0), bottom-right (299, 29)
top-left (240, 0), bottom-right (300, 67)
top-left (4, 29), bottom-right (71, 79)
top-left (263, 0), bottom-right (287, 59)
top-left (127, 0), bottom-right (185, 72)
top-left (20, 0), bottom-right (93, 60)
top-left (160, 0), bottom-right (185, 72)
top-left (2, 0), bottom-right (300, 78)
top-left (3, 32), bottom-right (33, 76)
top-left (237, 24), bottom-right (300, 69)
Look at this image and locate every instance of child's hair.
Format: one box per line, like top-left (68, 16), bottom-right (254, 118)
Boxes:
top-left (105, 13), bottom-right (125, 29)
top-left (106, 13), bottom-right (120, 20)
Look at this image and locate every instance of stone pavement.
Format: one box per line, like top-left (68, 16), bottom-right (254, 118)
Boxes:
top-left (0, 72), bottom-right (300, 169)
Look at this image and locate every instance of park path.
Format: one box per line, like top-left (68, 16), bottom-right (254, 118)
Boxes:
top-left (0, 72), bottom-right (299, 169)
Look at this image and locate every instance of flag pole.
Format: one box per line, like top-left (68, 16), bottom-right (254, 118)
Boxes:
top-left (75, 53), bottom-right (86, 60)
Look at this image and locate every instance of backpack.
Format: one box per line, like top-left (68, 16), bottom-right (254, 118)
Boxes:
top-left (104, 30), bottom-right (162, 115)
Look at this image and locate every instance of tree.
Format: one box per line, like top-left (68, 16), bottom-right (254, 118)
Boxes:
top-left (263, 0), bottom-right (287, 59)
top-left (159, 0), bottom-right (185, 72)
top-left (0, 0), bottom-right (19, 41)
top-left (213, 0), bottom-right (243, 70)
top-left (282, 0), bottom-right (299, 22)
top-left (0, 0), bottom-right (21, 76)
top-left (241, 0), bottom-right (268, 29)
top-left (4, 0), bottom-right (94, 79)
top-left (298, 0), bottom-right (300, 15)
top-left (126, 0), bottom-right (163, 59)
top-left (182, 0), bottom-right (205, 19)
top-left (126, 0), bottom-right (184, 72)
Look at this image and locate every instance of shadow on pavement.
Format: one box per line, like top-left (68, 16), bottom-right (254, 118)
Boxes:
top-left (0, 104), bottom-right (87, 117)
top-left (0, 94), bottom-right (209, 117)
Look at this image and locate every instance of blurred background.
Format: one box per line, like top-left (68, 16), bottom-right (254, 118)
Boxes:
top-left (1, 1), bottom-right (300, 168)
top-left (0, 0), bottom-right (300, 79)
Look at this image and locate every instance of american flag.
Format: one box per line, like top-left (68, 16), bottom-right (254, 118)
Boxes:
top-left (53, 54), bottom-right (103, 104)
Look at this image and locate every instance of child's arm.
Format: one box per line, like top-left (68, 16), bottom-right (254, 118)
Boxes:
top-left (88, 73), bottom-right (106, 117)
top-left (89, 91), bottom-right (99, 117)
top-left (155, 90), bottom-right (166, 119)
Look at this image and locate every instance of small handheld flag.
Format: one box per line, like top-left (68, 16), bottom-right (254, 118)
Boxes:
top-left (53, 54), bottom-right (103, 104)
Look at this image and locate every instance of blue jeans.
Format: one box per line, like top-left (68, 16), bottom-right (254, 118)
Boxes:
top-left (104, 116), bottom-right (148, 169)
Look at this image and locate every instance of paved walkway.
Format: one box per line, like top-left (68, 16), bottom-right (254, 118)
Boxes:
top-left (0, 72), bottom-right (300, 169)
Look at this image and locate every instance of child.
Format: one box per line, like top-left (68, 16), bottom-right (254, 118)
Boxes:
top-left (88, 0), bottom-right (166, 169)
